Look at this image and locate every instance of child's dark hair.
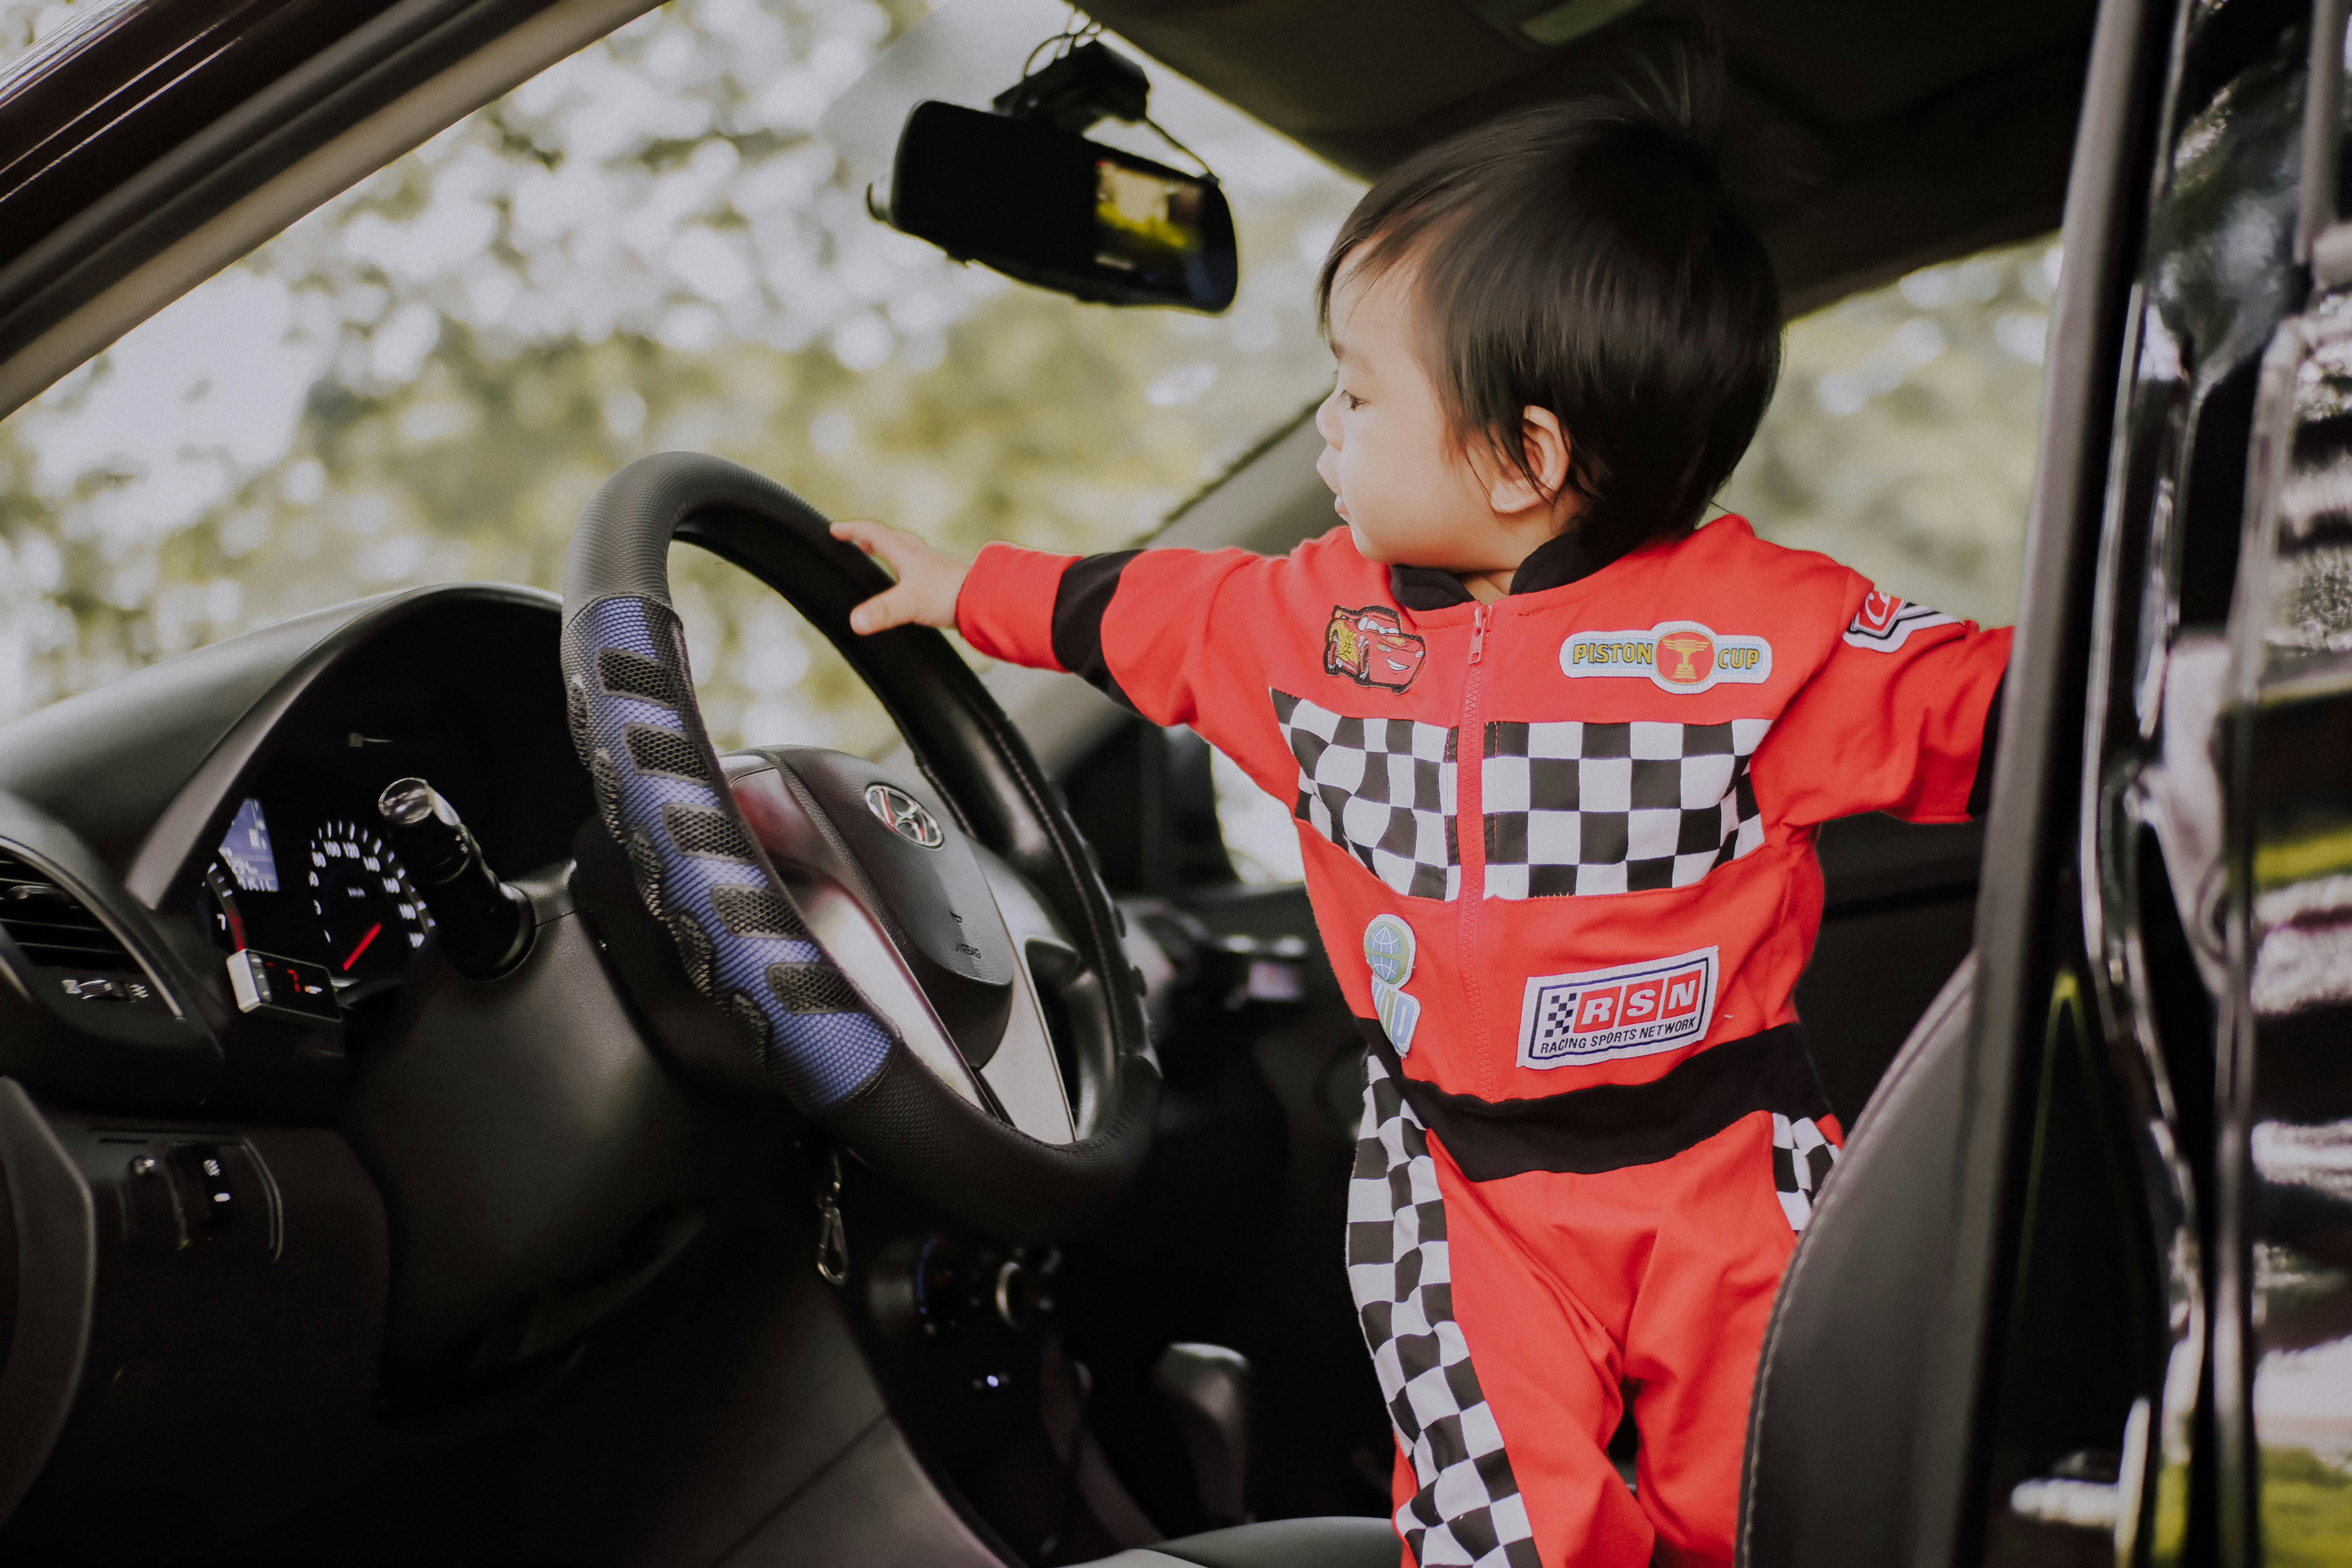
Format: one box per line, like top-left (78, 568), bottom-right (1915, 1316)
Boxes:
top-left (1317, 80), bottom-right (1782, 565)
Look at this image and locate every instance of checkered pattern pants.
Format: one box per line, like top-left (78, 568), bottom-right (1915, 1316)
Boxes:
top-left (1348, 1053), bottom-right (1544, 1568)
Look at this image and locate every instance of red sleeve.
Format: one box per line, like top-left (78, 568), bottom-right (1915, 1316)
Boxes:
top-left (955, 541), bottom-right (1276, 759)
top-left (956, 543), bottom-right (1078, 670)
top-left (1752, 588), bottom-right (2013, 828)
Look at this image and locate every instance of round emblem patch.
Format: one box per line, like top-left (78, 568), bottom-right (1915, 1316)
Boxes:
top-left (1363, 913), bottom-right (1416, 987)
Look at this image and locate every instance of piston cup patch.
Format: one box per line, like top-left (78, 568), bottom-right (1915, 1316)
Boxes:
top-left (1560, 621), bottom-right (1771, 694)
top-left (1363, 913), bottom-right (1421, 1052)
top-left (1518, 946), bottom-right (1718, 1067)
top-left (1842, 590), bottom-right (1956, 652)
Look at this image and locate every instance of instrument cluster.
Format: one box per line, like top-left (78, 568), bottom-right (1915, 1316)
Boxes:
top-left (199, 794), bottom-right (435, 993)
top-left (149, 590), bottom-right (591, 1036)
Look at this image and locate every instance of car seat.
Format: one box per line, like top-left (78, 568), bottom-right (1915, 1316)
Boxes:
top-left (1739, 955), bottom-right (1979, 1564)
top-left (1070, 959), bottom-right (1977, 1568)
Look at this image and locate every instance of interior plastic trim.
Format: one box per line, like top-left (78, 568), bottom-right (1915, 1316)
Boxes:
top-left (1921, 0), bottom-right (2172, 1560)
top-left (0, 1080), bottom-right (94, 1524)
top-left (0, 0), bottom-right (660, 423)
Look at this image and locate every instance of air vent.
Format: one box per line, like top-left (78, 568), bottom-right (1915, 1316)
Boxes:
top-left (0, 848), bottom-right (136, 970)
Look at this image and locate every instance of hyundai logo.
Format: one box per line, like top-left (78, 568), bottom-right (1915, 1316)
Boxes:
top-left (863, 782), bottom-right (945, 849)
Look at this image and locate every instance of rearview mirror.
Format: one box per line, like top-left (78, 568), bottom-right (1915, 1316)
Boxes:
top-left (887, 100), bottom-right (1238, 313)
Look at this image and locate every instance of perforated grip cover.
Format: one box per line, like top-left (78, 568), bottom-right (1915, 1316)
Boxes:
top-left (561, 592), bottom-right (897, 1111)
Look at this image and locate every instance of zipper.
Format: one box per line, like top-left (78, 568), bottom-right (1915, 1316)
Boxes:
top-left (1458, 603), bottom-right (1494, 1098)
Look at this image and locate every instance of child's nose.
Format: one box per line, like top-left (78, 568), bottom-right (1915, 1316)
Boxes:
top-left (1314, 388), bottom-right (1343, 448)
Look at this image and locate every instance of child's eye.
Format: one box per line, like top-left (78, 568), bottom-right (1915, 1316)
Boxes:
top-left (1340, 391), bottom-right (1365, 411)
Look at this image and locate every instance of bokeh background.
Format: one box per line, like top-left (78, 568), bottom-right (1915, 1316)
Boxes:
top-left (0, 0), bottom-right (2052, 752)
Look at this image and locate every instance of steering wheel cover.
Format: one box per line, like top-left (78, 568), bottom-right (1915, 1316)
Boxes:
top-left (563, 593), bottom-right (898, 1110)
top-left (560, 453), bottom-right (1158, 1238)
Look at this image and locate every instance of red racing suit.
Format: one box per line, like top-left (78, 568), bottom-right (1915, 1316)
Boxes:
top-left (956, 516), bottom-right (2011, 1567)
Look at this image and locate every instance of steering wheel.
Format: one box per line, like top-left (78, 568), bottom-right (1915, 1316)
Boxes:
top-left (558, 452), bottom-right (1158, 1240)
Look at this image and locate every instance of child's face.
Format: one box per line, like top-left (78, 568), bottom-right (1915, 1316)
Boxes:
top-left (1315, 256), bottom-right (1564, 576)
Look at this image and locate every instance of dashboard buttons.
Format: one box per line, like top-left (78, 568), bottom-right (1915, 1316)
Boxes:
top-left (121, 1151), bottom-right (180, 1254)
top-left (58, 975), bottom-right (151, 1003)
top-left (226, 949), bottom-right (341, 1026)
top-left (111, 1137), bottom-right (277, 1259)
top-left (174, 1144), bottom-right (240, 1230)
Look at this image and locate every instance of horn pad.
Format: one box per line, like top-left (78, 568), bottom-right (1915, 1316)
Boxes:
top-left (760, 748), bottom-right (1016, 1067)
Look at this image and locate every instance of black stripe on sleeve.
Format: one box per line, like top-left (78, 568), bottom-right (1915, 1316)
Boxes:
top-left (1967, 670), bottom-right (2007, 820)
top-left (1050, 550), bottom-right (1143, 713)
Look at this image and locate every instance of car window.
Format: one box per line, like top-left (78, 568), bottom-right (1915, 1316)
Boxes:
top-left (0, 0), bottom-right (1364, 753)
top-left (1210, 236), bottom-right (2055, 887)
top-left (1721, 237), bottom-right (2058, 630)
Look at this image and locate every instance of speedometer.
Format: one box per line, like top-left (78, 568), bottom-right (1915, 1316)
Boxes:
top-left (307, 820), bottom-right (431, 982)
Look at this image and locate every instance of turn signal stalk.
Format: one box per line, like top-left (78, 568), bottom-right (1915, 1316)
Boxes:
top-left (377, 777), bottom-right (534, 979)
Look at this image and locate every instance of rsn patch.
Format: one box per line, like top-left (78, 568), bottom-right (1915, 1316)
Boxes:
top-left (1559, 621), bottom-right (1771, 694)
top-left (1517, 946), bottom-right (1718, 1067)
top-left (1843, 590), bottom-right (1956, 653)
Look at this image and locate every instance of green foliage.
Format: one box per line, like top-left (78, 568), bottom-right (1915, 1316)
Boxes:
top-left (0, 0), bottom-right (1359, 750)
top-left (2263, 1446), bottom-right (2352, 1568)
top-left (1722, 239), bottom-right (2055, 628)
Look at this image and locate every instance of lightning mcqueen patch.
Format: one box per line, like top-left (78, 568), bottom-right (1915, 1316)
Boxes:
top-left (1844, 590), bottom-right (1956, 652)
top-left (1324, 604), bottom-right (1428, 691)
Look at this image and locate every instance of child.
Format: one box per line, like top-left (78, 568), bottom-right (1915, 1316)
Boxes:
top-left (835, 92), bottom-right (2010, 1568)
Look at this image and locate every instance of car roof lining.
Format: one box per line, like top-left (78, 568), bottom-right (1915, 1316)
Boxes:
top-left (1086, 0), bottom-right (2094, 315)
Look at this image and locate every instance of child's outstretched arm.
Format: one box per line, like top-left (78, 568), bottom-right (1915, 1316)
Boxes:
top-left (834, 519), bottom-right (1290, 780)
top-left (1756, 583), bottom-right (2013, 827)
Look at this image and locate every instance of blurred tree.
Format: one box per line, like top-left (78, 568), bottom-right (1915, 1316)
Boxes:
top-left (1725, 239), bottom-right (2058, 630)
top-left (0, 0), bottom-right (1361, 750)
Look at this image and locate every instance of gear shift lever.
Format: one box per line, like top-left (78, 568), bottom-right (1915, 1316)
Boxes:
top-left (1154, 1342), bottom-right (1253, 1528)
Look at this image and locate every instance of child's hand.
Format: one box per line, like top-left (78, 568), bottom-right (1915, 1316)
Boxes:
top-left (831, 520), bottom-right (971, 635)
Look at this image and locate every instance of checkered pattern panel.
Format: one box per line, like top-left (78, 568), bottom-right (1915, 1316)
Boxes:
top-left (1348, 1052), bottom-right (1541, 1568)
top-left (1481, 717), bottom-right (1772, 898)
top-left (1274, 690), bottom-right (1460, 901)
top-left (1771, 1112), bottom-right (1840, 1232)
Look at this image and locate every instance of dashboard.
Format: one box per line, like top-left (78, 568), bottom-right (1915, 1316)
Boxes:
top-left (180, 592), bottom-right (590, 1037)
top-left (0, 585), bottom-right (590, 1115)
top-left (169, 609), bottom-right (585, 1015)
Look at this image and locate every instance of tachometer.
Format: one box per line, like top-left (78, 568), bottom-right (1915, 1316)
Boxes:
top-left (307, 820), bottom-right (431, 982)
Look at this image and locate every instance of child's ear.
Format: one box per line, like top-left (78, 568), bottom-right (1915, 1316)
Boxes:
top-left (1485, 407), bottom-right (1572, 517)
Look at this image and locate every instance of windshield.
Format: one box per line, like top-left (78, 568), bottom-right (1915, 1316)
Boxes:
top-left (0, 0), bottom-right (1363, 749)
top-left (0, 0), bottom-right (2048, 764)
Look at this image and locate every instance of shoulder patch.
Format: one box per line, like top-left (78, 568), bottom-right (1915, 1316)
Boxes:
top-left (1844, 590), bottom-right (1956, 652)
top-left (1559, 621), bottom-right (1771, 693)
top-left (1325, 604), bottom-right (1426, 691)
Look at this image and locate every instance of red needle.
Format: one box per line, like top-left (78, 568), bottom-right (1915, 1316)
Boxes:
top-left (341, 922), bottom-right (382, 971)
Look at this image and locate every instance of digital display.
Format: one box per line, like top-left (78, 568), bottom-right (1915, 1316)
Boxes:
top-left (218, 797), bottom-right (279, 893)
top-left (1094, 160), bottom-right (1207, 289)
